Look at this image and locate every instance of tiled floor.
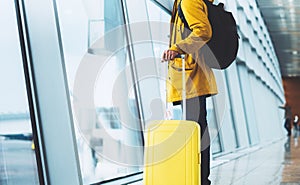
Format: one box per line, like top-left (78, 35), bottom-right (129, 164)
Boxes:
top-left (281, 135), bottom-right (300, 184)
top-left (134, 134), bottom-right (300, 185)
top-left (2, 133), bottom-right (300, 185)
top-left (210, 133), bottom-right (300, 185)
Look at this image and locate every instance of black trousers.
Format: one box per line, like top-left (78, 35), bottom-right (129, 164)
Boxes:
top-left (181, 96), bottom-right (211, 185)
top-left (284, 118), bottom-right (291, 136)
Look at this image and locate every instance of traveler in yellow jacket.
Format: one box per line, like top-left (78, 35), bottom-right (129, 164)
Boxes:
top-left (161, 0), bottom-right (217, 184)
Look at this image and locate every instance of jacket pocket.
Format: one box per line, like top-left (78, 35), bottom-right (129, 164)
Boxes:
top-left (170, 56), bottom-right (196, 71)
top-left (168, 62), bottom-right (195, 92)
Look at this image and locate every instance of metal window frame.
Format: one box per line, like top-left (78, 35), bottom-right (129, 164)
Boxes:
top-left (14, 0), bottom-right (83, 184)
top-left (150, 0), bottom-right (172, 14)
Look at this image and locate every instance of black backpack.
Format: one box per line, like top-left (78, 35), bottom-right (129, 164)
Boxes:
top-left (178, 0), bottom-right (239, 69)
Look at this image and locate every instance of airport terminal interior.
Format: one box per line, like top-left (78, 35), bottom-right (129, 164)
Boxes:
top-left (1, 0), bottom-right (300, 184)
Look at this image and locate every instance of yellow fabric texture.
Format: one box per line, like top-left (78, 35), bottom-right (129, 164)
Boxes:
top-left (167, 0), bottom-right (218, 102)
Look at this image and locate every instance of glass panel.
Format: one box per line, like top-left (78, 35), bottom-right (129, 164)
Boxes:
top-left (146, 0), bottom-right (179, 120)
top-left (55, 0), bottom-right (143, 184)
top-left (237, 64), bottom-right (259, 145)
top-left (207, 97), bottom-right (222, 154)
top-left (0, 1), bottom-right (39, 184)
top-left (224, 73), bottom-right (240, 148)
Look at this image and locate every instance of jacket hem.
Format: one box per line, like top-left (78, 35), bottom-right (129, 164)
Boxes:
top-left (167, 90), bottom-right (218, 103)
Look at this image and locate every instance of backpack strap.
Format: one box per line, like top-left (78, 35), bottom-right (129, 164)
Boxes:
top-left (203, 0), bottom-right (210, 4)
top-left (177, 1), bottom-right (190, 30)
top-left (178, 0), bottom-right (212, 30)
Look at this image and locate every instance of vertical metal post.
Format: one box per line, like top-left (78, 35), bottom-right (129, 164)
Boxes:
top-left (16, 0), bottom-right (83, 184)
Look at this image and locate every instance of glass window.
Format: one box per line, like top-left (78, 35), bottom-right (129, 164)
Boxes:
top-left (55, 0), bottom-right (143, 183)
top-left (207, 97), bottom-right (222, 154)
top-left (0, 1), bottom-right (39, 184)
top-left (146, 0), bottom-right (181, 120)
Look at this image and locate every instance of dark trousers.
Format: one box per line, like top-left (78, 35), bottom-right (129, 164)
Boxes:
top-left (181, 96), bottom-right (211, 185)
top-left (284, 118), bottom-right (291, 136)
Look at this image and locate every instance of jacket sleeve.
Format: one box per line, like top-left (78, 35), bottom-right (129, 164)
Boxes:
top-left (170, 0), bottom-right (212, 54)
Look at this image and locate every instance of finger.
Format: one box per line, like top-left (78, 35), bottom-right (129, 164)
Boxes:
top-left (167, 50), bottom-right (172, 60)
top-left (170, 51), bottom-right (177, 60)
top-left (170, 53), bottom-right (174, 60)
top-left (165, 50), bottom-right (170, 61)
top-left (171, 51), bottom-right (177, 60)
top-left (165, 50), bottom-right (169, 60)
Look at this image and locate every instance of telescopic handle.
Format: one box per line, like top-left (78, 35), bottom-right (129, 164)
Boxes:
top-left (181, 54), bottom-right (186, 120)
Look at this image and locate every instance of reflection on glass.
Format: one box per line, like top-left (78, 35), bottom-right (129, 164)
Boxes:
top-left (0, 1), bottom-right (39, 184)
top-left (56, 0), bottom-right (143, 183)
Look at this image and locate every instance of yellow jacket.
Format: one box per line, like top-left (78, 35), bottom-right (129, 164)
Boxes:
top-left (167, 0), bottom-right (218, 102)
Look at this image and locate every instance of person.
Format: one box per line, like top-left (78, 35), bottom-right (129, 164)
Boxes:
top-left (279, 104), bottom-right (292, 136)
top-left (161, 0), bottom-right (217, 184)
top-left (293, 115), bottom-right (299, 132)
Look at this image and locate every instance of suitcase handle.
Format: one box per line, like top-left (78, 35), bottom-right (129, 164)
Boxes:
top-left (172, 54), bottom-right (187, 120)
top-left (180, 54), bottom-right (186, 120)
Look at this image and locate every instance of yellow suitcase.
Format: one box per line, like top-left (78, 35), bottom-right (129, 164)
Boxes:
top-left (144, 120), bottom-right (200, 185)
top-left (144, 55), bottom-right (201, 185)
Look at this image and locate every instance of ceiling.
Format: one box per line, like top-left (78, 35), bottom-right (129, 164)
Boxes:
top-left (256, 0), bottom-right (300, 77)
